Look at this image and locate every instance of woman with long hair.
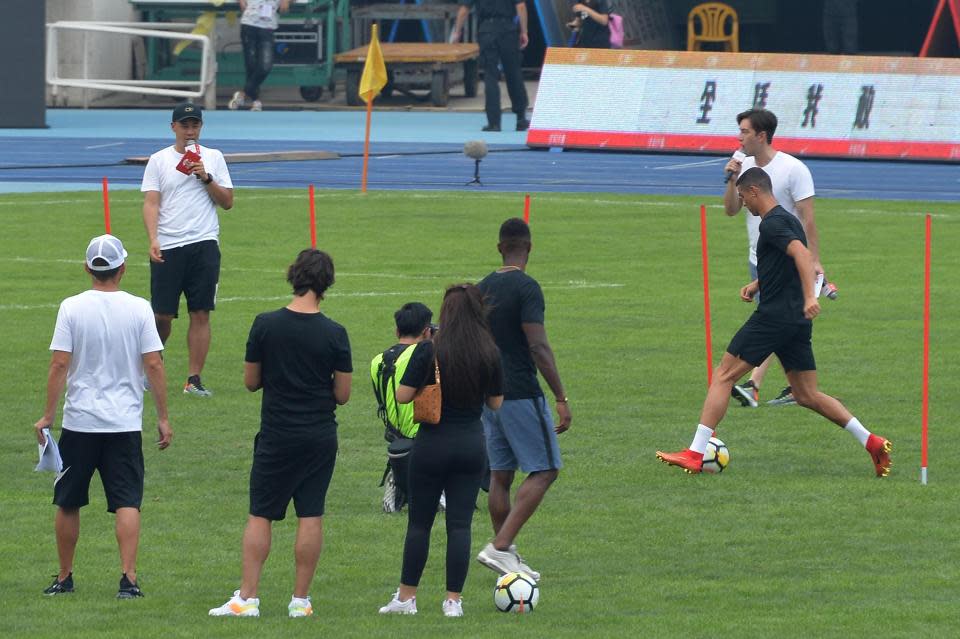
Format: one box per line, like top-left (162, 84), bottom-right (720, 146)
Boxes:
top-left (379, 283), bottom-right (503, 618)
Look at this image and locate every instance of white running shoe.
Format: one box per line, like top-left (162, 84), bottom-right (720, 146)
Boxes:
top-left (209, 590), bottom-right (260, 617)
top-left (442, 598), bottom-right (463, 617)
top-left (509, 544), bottom-right (541, 580)
top-left (250, 100), bottom-right (263, 112)
top-left (476, 542), bottom-right (522, 575)
top-left (379, 591), bottom-right (417, 615)
top-left (288, 595), bottom-right (313, 617)
top-left (228, 91), bottom-right (246, 110)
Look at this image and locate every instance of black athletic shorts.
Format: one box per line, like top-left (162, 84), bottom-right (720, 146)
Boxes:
top-left (150, 240), bottom-right (220, 317)
top-left (726, 313), bottom-right (817, 372)
top-left (53, 429), bottom-right (144, 512)
top-left (249, 430), bottom-right (338, 521)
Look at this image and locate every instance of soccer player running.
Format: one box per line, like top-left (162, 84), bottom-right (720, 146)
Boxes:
top-left (723, 108), bottom-right (824, 408)
top-left (36, 234), bottom-right (172, 598)
top-left (656, 169), bottom-right (892, 477)
top-left (141, 102), bottom-right (234, 397)
top-left (209, 249), bottom-right (351, 618)
top-left (475, 218), bottom-right (571, 580)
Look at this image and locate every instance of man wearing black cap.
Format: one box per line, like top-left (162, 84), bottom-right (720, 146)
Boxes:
top-left (36, 234), bottom-right (172, 599)
top-left (141, 102), bottom-right (234, 397)
top-left (451, 1), bottom-right (530, 132)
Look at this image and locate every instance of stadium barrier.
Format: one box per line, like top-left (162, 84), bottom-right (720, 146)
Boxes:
top-left (46, 21), bottom-right (216, 109)
top-left (528, 48), bottom-right (960, 161)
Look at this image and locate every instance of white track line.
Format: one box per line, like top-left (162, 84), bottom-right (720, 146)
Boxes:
top-left (653, 158), bottom-right (728, 171)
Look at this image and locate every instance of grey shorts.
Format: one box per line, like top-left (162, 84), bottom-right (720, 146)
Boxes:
top-left (482, 397), bottom-right (563, 474)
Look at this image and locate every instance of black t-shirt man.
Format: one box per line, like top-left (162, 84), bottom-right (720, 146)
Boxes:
top-left (245, 308), bottom-right (352, 438)
top-left (756, 205), bottom-right (810, 324)
top-left (476, 269), bottom-right (545, 400)
top-left (575, 0), bottom-right (611, 49)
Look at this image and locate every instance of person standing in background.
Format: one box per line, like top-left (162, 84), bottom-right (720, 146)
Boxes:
top-left (229, 0), bottom-right (292, 111)
top-left (451, 1), bottom-right (530, 132)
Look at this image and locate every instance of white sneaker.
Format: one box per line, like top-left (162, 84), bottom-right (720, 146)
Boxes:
top-left (250, 100), bottom-right (263, 112)
top-left (209, 590), bottom-right (260, 617)
top-left (509, 544), bottom-right (541, 580)
top-left (379, 591), bottom-right (417, 615)
top-left (228, 91), bottom-right (246, 110)
top-left (442, 598), bottom-right (463, 617)
top-left (288, 595), bottom-right (313, 617)
top-left (476, 542), bottom-right (521, 575)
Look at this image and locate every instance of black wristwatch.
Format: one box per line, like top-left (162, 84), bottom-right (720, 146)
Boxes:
top-left (202, 174), bottom-right (214, 185)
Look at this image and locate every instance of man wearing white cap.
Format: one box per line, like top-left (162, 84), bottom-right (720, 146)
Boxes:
top-left (35, 234), bottom-right (173, 599)
top-left (142, 102), bottom-right (234, 397)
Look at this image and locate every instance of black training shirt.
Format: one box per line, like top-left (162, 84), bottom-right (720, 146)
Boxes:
top-left (575, 0), bottom-right (611, 49)
top-left (477, 269), bottom-right (545, 400)
top-left (756, 206), bottom-right (810, 324)
top-left (245, 308), bottom-right (352, 436)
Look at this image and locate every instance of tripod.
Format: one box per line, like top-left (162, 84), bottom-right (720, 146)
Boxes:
top-left (465, 158), bottom-right (483, 186)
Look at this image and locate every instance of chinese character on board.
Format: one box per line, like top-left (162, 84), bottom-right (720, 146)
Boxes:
top-left (698, 81), bottom-right (717, 124)
top-left (854, 86), bottom-right (875, 129)
top-left (801, 84), bottom-right (824, 128)
top-left (753, 82), bottom-right (771, 109)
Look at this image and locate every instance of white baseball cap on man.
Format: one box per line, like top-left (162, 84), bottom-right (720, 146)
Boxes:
top-left (85, 234), bottom-right (128, 271)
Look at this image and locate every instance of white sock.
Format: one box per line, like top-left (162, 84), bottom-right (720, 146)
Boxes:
top-left (690, 424), bottom-right (713, 454)
top-left (844, 417), bottom-right (870, 447)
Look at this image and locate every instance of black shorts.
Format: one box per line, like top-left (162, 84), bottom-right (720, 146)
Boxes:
top-left (150, 240), bottom-right (220, 317)
top-left (727, 313), bottom-right (817, 372)
top-left (53, 430), bottom-right (144, 512)
top-left (249, 431), bottom-right (338, 521)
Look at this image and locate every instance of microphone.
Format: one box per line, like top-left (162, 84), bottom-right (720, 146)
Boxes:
top-left (463, 140), bottom-right (488, 160)
top-left (725, 150), bottom-right (746, 183)
top-left (464, 140), bottom-right (488, 187)
top-left (186, 139), bottom-right (203, 180)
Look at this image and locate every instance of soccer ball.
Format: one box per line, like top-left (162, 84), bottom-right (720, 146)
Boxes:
top-left (702, 437), bottom-right (730, 473)
top-left (494, 571), bottom-right (539, 613)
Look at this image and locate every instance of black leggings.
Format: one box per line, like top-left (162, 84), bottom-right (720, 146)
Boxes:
top-left (400, 421), bottom-right (485, 593)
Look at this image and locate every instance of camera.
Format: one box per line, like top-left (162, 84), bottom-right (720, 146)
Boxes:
top-left (428, 323), bottom-right (439, 337)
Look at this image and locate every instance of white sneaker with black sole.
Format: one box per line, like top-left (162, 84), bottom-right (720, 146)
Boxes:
top-left (476, 542), bottom-right (522, 575)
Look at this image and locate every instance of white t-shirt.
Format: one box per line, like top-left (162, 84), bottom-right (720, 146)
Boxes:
top-left (50, 290), bottom-right (164, 433)
top-left (739, 151), bottom-right (815, 265)
top-left (141, 144), bottom-right (233, 250)
top-left (241, 0), bottom-right (282, 30)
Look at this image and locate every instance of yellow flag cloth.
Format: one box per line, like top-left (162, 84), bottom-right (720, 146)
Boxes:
top-left (173, 11), bottom-right (216, 57)
top-left (359, 24), bottom-right (388, 104)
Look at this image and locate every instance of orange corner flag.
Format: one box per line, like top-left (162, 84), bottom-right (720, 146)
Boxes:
top-left (359, 24), bottom-right (387, 104)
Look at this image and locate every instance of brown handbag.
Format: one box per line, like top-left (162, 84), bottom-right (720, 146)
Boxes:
top-left (413, 358), bottom-right (441, 424)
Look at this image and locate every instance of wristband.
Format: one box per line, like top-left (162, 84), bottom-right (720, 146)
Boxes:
top-left (556, 397), bottom-right (568, 403)
top-left (202, 174), bottom-right (213, 185)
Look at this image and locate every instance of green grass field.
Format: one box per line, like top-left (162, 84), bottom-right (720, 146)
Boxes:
top-left (1, 188), bottom-right (958, 638)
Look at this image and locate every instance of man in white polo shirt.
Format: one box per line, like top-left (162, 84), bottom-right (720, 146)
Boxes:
top-left (142, 102), bottom-right (234, 397)
top-left (35, 234), bottom-right (173, 599)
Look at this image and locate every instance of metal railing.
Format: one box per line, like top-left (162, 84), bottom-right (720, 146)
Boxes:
top-left (46, 21), bottom-right (217, 109)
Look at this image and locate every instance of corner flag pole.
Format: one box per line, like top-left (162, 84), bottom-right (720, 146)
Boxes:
top-left (523, 193), bottom-right (531, 224)
top-left (359, 24), bottom-right (387, 193)
top-left (102, 176), bottom-right (112, 233)
top-left (700, 204), bottom-right (713, 386)
top-left (921, 213), bottom-right (931, 485)
top-left (309, 184), bottom-right (317, 248)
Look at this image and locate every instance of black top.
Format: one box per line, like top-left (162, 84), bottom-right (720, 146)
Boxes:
top-left (756, 206), bottom-right (811, 324)
top-left (477, 269), bottom-right (545, 400)
top-left (575, 0), bottom-right (611, 49)
top-left (245, 308), bottom-right (352, 437)
top-left (400, 340), bottom-right (503, 424)
top-left (461, 0), bottom-right (520, 26)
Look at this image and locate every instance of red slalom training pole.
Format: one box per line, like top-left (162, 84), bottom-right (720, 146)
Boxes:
top-left (102, 177), bottom-right (112, 234)
top-left (921, 214), bottom-right (931, 485)
top-left (700, 204), bottom-right (713, 386)
top-left (523, 193), bottom-right (531, 224)
top-left (309, 185), bottom-right (317, 249)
